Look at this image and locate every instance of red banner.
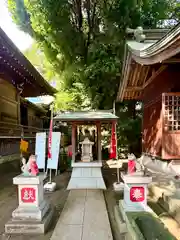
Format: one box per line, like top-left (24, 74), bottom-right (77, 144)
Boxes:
top-left (47, 119), bottom-right (53, 159)
top-left (109, 121), bottom-right (117, 159)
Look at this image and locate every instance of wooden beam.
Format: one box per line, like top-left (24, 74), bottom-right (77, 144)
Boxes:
top-left (143, 65), bottom-right (167, 89)
top-left (143, 66), bottom-right (150, 85)
top-left (131, 64), bottom-right (139, 87)
top-left (126, 87), bottom-right (142, 92)
top-left (163, 58), bottom-right (180, 63)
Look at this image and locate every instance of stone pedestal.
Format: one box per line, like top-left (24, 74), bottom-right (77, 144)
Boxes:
top-left (121, 172), bottom-right (152, 212)
top-left (5, 174), bottom-right (54, 235)
top-left (67, 162), bottom-right (106, 189)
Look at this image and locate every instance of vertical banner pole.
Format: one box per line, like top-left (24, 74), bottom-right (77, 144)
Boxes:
top-left (50, 168), bottom-right (52, 183)
top-left (113, 101), bottom-right (120, 183)
top-left (115, 121), bottom-right (120, 183)
top-left (48, 104), bottom-right (54, 183)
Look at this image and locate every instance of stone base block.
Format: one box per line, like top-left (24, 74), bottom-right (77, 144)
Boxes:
top-left (113, 182), bottom-right (124, 192)
top-left (119, 200), bottom-right (153, 217)
top-left (12, 201), bottom-right (49, 221)
top-left (44, 182), bottom-right (57, 192)
top-left (67, 177), bottom-right (106, 190)
top-left (67, 166), bottom-right (106, 189)
top-left (122, 199), bottom-right (153, 213)
top-left (5, 206), bottom-right (54, 235)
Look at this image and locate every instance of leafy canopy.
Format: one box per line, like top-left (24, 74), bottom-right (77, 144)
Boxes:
top-left (24, 43), bottom-right (91, 111)
top-left (7, 0), bottom-right (180, 155)
top-left (8, 0), bottom-right (179, 109)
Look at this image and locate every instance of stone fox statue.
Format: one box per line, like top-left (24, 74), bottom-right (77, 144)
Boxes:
top-left (136, 154), bottom-right (180, 178)
top-left (21, 154), bottom-right (39, 176)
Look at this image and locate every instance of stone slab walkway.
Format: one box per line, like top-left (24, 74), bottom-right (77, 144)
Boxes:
top-left (50, 189), bottom-right (113, 240)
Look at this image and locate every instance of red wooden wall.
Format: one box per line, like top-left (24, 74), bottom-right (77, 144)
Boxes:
top-left (143, 100), bottom-right (162, 157)
top-left (143, 65), bottom-right (180, 159)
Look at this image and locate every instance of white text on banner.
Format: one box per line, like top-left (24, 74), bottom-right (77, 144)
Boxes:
top-left (35, 132), bottom-right (46, 169)
top-left (47, 132), bottom-right (61, 170)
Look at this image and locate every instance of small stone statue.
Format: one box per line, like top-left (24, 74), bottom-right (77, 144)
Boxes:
top-left (136, 155), bottom-right (144, 172)
top-left (21, 155), bottom-right (39, 176)
top-left (21, 157), bottom-right (30, 176)
top-left (127, 153), bottom-right (147, 175)
top-left (29, 155), bottom-right (39, 176)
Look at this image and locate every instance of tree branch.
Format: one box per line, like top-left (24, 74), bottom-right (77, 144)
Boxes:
top-left (74, 0), bottom-right (83, 31)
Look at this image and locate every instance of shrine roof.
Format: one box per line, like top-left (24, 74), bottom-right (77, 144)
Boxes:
top-left (0, 27), bottom-right (57, 97)
top-left (117, 23), bottom-right (180, 101)
top-left (20, 97), bottom-right (47, 115)
top-left (54, 111), bottom-right (118, 122)
top-left (126, 24), bottom-right (180, 65)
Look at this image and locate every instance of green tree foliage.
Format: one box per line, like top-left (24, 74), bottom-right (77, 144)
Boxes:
top-left (24, 43), bottom-right (91, 111)
top-left (8, 0), bottom-right (33, 35)
top-left (8, 0), bottom-right (178, 108)
top-left (7, 0), bottom-right (180, 156)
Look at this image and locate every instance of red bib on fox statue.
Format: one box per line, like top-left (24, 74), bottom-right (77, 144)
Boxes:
top-left (128, 154), bottom-right (136, 174)
top-left (29, 155), bottom-right (39, 176)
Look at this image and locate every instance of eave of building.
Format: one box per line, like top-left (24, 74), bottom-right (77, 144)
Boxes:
top-left (54, 110), bottom-right (118, 123)
top-left (129, 23), bottom-right (180, 65)
top-left (117, 23), bottom-right (180, 102)
top-left (0, 27), bottom-right (57, 97)
top-left (20, 97), bottom-right (47, 115)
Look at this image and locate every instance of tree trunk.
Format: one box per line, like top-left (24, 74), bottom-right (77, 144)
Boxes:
top-left (127, 101), bottom-right (136, 119)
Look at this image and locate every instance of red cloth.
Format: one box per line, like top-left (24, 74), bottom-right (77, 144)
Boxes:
top-left (128, 160), bottom-right (136, 174)
top-left (68, 145), bottom-right (72, 157)
top-left (109, 121), bottom-right (117, 159)
top-left (48, 119), bottom-right (53, 159)
top-left (30, 162), bottom-right (39, 176)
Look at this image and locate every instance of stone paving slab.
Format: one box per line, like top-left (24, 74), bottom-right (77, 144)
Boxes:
top-left (58, 197), bottom-right (85, 225)
top-left (51, 224), bottom-right (83, 240)
top-left (50, 190), bottom-right (113, 240)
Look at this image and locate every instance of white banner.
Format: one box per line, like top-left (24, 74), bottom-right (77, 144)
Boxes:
top-left (35, 132), bottom-right (46, 169)
top-left (47, 132), bottom-right (61, 170)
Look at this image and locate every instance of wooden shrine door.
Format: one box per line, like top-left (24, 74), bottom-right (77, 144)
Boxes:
top-left (162, 93), bottom-right (180, 159)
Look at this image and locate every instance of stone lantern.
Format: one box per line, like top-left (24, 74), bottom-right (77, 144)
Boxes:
top-left (80, 137), bottom-right (94, 162)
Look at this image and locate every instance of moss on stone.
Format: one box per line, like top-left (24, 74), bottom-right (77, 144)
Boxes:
top-left (127, 212), bottom-right (176, 240)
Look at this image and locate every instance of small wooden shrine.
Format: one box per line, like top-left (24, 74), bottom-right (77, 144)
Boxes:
top-left (54, 110), bottom-right (118, 189)
top-left (117, 23), bottom-right (180, 160)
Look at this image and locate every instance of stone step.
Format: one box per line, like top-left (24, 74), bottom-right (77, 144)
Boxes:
top-left (67, 167), bottom-right (106, 189)
top-left (113, 205), bottom-right (127, 235)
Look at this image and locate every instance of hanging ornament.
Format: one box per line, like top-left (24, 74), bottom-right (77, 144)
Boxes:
top-left (17, 82), bottom-right (24, 95)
